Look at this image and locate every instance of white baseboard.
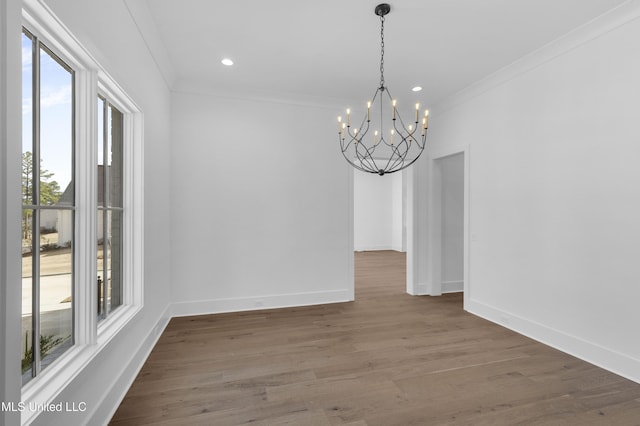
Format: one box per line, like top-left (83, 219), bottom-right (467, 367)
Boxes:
top-left (354, 245), bottom-right (394, 252)
top-left (411, 282), bottom-right (429, 295)
top-left (409, 281), bottom-right (463, 296)
top-left (171, 289), bottom-right (353, 317)
top-left (90, 304), bottom-right (172, 425)
top-left (442, 280), bottom-right (463, 293)
top-left (466, 298), bottom-right (640, 385)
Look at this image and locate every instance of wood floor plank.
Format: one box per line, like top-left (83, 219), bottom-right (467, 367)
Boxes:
top-left (110, 251), bottom-right (640, 425)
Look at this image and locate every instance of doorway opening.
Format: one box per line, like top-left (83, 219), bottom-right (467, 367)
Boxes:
top-left (353, 169), bottom-right (407, 298)
top-left (428, 150), bottom-right (468, 307)
top-left (438, 153), bottom-right (464, 294)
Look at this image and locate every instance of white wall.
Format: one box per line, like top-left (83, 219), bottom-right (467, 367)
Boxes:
top-left (429, 3), bottom-right (640, 382)
top-left (391, 170), bottom-right (405, 252)
top-left (440, 153), bottom-right (464, 291)
top-left (19, 1), bottom-right (174, 424)
top-left (353, 171), bottom-right (404, 251)
top-left (406, 153), bottom-right (429, 295)
top-left (170, 91), bottom-right (353, 315)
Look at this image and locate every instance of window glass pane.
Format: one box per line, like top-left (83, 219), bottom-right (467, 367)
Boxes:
top-left (97, 97), bottom-right (104, 163)
top-left (39, 45), bottom-right (73, 207)
top-left (97, 208), bottom-right (106, 319)
top-left (108, 209), bottom-right (123, 311)
top-left (97, 97), bottom-right (105, 207)
top-left (98, 99), bottom-right (124, 322)
top-left (22, 30), bottom-right (35, 386)
top-left (108, 105), bottom-right (123, 208)
top-left (38, 209), bottom-right (73, 372)
top-left (21, 210), bottom-right (34, 385)
top-left (22, 34), bottom-right (75, 381)
top-left (22, 32), bottom-right (33, 205)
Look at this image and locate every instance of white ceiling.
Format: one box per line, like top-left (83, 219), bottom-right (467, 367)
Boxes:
top-left (129, 0), bottom-right (628, 105)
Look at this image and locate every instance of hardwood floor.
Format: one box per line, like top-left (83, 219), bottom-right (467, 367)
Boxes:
top-left (110, 251), bottom-right (640, 425)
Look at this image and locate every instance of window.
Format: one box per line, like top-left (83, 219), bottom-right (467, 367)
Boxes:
top-left (21, 28), bottom-right (75, 385)
top-left (20, 3), bottom-right (143, 415)
top-left (97, 96), bottom-right (124, 320)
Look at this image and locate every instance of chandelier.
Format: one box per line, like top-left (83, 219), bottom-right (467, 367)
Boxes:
top-left (338, 3), bottom-right (428, 176)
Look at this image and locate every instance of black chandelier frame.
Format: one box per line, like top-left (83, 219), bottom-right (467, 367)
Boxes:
top-left (338, 3), bottom-right (428, 176)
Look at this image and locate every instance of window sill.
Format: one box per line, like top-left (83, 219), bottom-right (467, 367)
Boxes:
top-left (21, 303), bottom-right (141, 425)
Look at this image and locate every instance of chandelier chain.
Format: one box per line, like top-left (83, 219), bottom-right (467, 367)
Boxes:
top-left (379, 14), bottom-right (385, 89)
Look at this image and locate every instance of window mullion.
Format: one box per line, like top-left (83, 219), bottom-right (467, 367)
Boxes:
top-left (126, 111), bottom-right (143, 308)
top-left (102, 100), bottom-right (109, 317)
top-left (73, 69), bottom-right (98, 345)
top-left (31, 35), bottom-right (41, 377)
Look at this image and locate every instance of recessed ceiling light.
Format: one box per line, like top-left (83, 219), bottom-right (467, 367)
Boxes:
top-left (412, 86), bottom-right (422, 92)
top-left (221, 58), bottom-right (234, 66)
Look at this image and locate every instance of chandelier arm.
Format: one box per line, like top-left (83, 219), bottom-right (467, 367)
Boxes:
top-left (351, 156), bottom-right (377, 174)
top-left (358, 118), bottom-right (371, 138)
top-left (360, 139), bottom-right (385, 173)
top-left (380, 86), bottom-right (395, 135)
top-left (355, 144), bottom-right (379, 172)
top-left (343, 153), bottom-right (374, 174)
top-left (393, 151), bottom-right (422, 172)
top-left (418, 130), bottom-right (428, 148)
top-left (394, 136), bottom-right (426, 171)
top-left (387, 144), bottom-right (408, 171)
top-left (370, 87), bottom-right (382, 103)
top-left (340, 135), bottom-right (354, 153)
top-left (393, 111), bottom-right (412, 136)
top-left (365, 146), bottom-right (381, 170)
top-left (386, 141), bottom-right (407, 169)
top-left (381, 138), bottom-right (411, 171)
top-left (346, 127), bottom-right (356, 140)
top-left (344, 120), bottom-right (353, 139)
top-left (366, 87), bottom-right (381, 138)
top-left (342, 142), bottom-right (373, 172)
top-left (380, 155), bottom-right (397, 173)
top-left (385, 87), bottom-right (418, 138)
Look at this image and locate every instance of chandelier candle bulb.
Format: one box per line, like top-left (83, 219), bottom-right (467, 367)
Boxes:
top-left (367, 101), bottom-right (371, 121)
top-left (392, 99), bottom-right (397, 119)
top-left (391, 129), bottom-right (395, 145)
top-left (374, 130), bottom-right (378, 145)
top-left (415, 103), bottom-right (420, 122)
top-left (424, 109), bottom-right (429, 128)
top-left (346, 108), bottom-right (351, 126)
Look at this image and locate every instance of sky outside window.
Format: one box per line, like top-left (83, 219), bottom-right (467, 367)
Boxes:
top-left (22, 34), bottom-right (73, 192)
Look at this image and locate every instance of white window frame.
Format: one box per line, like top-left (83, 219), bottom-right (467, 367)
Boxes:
top-left (20, 26), bottom-right (77, 383)
top-left (20, 1), bottom-right (143, 424)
